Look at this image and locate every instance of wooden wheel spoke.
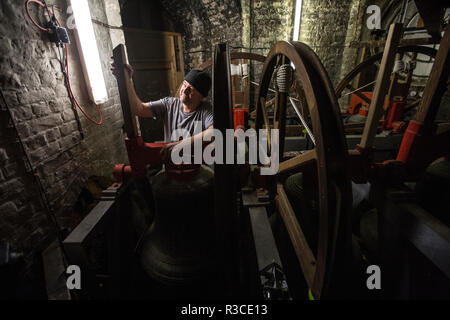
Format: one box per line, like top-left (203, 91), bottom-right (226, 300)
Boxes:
top-left (278, 149), bottom-right (317, 174)
top-left (277, 183), bottom-right (316, 289)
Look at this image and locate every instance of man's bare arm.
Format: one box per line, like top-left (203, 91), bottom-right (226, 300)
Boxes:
top-left (124, 68), bottom-right (154, 118)
top-left (161, 126), bottom-right (214, 161)
top-left (111, 60), bottom-right (153, 118)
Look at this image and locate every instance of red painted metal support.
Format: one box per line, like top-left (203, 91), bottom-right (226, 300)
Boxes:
top-left (396, 120), bottom-right (422, 163)
top-left (114, 137), bottom-right (166, 182)
top-left (233, 106), bottom-right (248, 131)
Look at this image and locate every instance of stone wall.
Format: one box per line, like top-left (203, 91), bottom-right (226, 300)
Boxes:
top-left (245, 0), bottom-right (295, 55)
top-left (299, 0), bottom-right (354, 86)
top-left (158, 0), bottom-right (244, 70)
top-left (0, 0), bottom-right (127, 261)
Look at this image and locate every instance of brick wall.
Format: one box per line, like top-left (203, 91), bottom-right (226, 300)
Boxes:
top-left (0, 0), bottom-right (128, 261)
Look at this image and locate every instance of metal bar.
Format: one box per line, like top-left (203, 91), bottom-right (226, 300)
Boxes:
top-left (288, 96), bottom-right (316, 145)
top-left (342, 81), bottom-right (377, 97)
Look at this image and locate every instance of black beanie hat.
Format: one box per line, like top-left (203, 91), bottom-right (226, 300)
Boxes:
top-left (184, 70), bottom-right (211, 97)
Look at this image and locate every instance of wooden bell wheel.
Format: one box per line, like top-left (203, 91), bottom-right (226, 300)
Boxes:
top-left (197, 51), bottom-right (266, 119)
top-left (335, 45), bottom-right (437, 111)
top-left (196, 51), bottom-right (266, 70)
top-left (255, 41), bottom-right (352, 299)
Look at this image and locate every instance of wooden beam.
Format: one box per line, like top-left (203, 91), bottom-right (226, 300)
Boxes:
top-left (130, 61), bottom-right (172, 71)
top-left (64, 200), bottom-right (115, 246)
top-left (360, 23), bottom-right (403, 149)
top-left (42, 240), bottom-right (71, 300)
top-left (123, 27), bottom-right (182, 37)
top-left (277, 183), bottom-right (316, 289)
top-left (242, 189), bottom-right (271, 207)
top-left (278, 149), bottom-right (317, 174)
top-left (112, 44), bottom-right (140, 138)
top-left (414, 23), bottom-right (450, 132)
top-left (248, 205), bottom-right (283, 271)
top-left (351, 37), bottom-right (439, 48)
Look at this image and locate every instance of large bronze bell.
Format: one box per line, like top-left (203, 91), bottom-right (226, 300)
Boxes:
top-left (140, 165), bottom-right (216, 286)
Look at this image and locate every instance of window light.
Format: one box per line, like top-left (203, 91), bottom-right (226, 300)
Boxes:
top-left (293, 0), bottom-right (303, 41)
top-left (70, 0), bottom-right (108, 103)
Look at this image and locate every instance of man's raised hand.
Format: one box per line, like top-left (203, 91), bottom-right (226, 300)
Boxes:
top-left (110, 56), bottom-right (134, 79)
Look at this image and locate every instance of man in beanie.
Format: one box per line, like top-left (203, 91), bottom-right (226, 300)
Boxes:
top-left (112, 63), bottom-right (213, 159)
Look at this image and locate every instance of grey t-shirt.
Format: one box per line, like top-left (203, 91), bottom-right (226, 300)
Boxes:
top-left (148, 97), bottom-right (213, 142)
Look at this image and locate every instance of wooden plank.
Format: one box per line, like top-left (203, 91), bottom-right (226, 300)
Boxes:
top-left (130, 61), bottom-right (172, 71)
top-left (351, 37), bottom-right (440, 48)
top-left (42, 240), bottom-right (71, 300)
top-left (123, 27), bottom-right (182, 37)
top-left (414, 23), bottom-right (450, 131)
top-left (242, 189), bottom-right (271, 207)
top-left (248, 206), bottom-right (283, 271)
top-left (277, 183), bottom-right (316, 289)
top-left (168, 34), bottom-right (178, 97)
top-left (278, 149), bottom-right (317, 174)
top-left (112, 44), bottom-right (140, 138)
top-left (63, 200), bottom-right (115, 246)
top-left (395, 203), bottom-right (450, 279)
top-left (360, 23), bottom-right (403, 149)
top-left (176, 35), bottom-right (185, 83)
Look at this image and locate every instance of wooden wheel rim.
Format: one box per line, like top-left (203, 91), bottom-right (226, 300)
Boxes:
top-left (255, 41), bottom-right (352, 299)
top-left (335, 45), bottom-right (437, 98)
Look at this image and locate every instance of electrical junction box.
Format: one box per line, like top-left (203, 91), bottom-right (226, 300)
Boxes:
top-left (47, 22), bottom-right (70, 44)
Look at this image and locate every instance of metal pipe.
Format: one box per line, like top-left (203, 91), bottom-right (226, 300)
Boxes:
top-left (342, 80), bottom-right (377, 97)
top-left (288, 96), bottom-right (316, 146)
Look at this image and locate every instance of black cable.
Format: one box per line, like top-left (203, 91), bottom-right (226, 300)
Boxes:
top-left (0, 88), bottom-right (69, 267)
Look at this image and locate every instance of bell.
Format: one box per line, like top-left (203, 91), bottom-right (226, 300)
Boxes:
top-left (140, 165), bottom-right (216, 286)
